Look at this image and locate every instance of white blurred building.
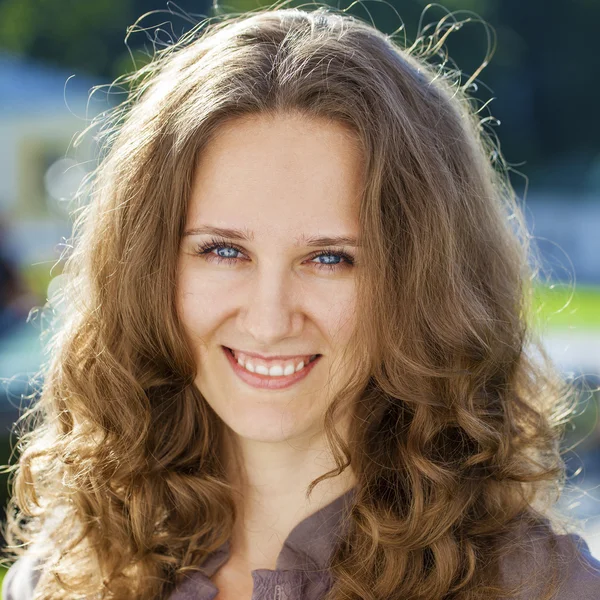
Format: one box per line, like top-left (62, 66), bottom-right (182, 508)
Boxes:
top-left (0, 51), bottom-right (105, 267)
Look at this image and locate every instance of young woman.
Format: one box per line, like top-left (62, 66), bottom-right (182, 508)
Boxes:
top-left (2, 6), bottom-right (600, 600)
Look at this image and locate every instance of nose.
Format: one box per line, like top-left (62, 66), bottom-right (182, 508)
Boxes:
top-left (237, 263), bottom-right (304, 346)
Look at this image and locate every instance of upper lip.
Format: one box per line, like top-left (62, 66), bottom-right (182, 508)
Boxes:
top-left (224, 346), bottom-right (320, 360)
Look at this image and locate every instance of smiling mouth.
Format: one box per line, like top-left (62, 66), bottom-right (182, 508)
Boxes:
top-left (221, 345), bottom-right (322, 390)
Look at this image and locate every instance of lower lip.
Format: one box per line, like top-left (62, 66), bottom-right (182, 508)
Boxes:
top-left (222, 346), bottom-right (322, 390)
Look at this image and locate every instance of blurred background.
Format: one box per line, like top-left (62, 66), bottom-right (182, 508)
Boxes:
top-left (0, 0), bottom-right (598, 585)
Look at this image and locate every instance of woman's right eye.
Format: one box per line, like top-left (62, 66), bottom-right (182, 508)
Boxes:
top-left (193, 242), bottom-right (244, 264)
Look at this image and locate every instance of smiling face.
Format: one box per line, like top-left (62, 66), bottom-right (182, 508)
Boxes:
top-left (176, 112), bottom-right (364, 443)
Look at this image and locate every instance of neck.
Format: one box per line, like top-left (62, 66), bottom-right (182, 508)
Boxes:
top-left (222, 428), bottom-right (355, 571)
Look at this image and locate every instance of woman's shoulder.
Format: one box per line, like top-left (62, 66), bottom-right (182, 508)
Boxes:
top-left (547, 533), bottom-right (600, 598)
top-left (2, 553), bottom-right (43, 600)
top-left (3, 533), bottom-right (600, 600)
top-left (499, 527), bottom-right (600, 599)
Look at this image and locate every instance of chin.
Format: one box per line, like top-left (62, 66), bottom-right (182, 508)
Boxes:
top-left (218, 401), bottom-right (318, 443)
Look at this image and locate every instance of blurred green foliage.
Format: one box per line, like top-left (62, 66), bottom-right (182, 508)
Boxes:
top-left (534, 283), bottom-right (600, 330)
top-left (20, 262), bottom-right (61, 302)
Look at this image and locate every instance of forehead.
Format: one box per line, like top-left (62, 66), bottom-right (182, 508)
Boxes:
top-left (186, 112), bottom-right (364, 241)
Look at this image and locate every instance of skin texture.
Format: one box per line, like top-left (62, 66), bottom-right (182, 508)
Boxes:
top-left (175, 112), bottom-right (363, 590)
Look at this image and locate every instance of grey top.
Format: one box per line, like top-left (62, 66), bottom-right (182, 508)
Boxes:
top-left (4, 486), bottom-right (600, 599)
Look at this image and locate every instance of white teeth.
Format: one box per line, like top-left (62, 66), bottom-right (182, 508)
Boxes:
top-left (229, 348), bottom-right (316, 377)
top-left (254, 364), bottom-right (292, 376)
top-left (237, 355), bottom-right (253, 371)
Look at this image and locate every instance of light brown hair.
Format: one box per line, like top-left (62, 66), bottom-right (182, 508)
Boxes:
top-left (1, 5), bottom-right (576, 599)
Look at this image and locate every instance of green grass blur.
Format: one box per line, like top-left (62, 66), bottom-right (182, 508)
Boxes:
top-left (533, 283), bottom-right (600, 331)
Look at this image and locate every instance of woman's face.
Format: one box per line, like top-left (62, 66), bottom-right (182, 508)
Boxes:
top-left (176, 112), bottom-right (363, 443)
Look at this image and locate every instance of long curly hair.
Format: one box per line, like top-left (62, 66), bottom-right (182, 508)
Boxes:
top-left (1, 5), bottom-right (578, 599)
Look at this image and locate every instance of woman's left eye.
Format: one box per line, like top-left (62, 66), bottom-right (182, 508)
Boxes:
top-left (192, 239), bottom-right (354, 272)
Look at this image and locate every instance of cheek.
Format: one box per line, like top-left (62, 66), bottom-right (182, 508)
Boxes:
top-left (319, 288), bottom-right (357, 343)
top-left (176, 275), bottom-right (223, 339)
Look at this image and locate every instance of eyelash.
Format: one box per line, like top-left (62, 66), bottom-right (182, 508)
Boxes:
top-left (193, 236), bottom-right (355, 272)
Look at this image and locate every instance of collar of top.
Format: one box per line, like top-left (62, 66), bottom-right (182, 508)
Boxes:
top-left (169, 487), bottom-right (356, 600)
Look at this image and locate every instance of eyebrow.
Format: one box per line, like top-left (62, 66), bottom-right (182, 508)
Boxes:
top-left (182, 225), bottom-right (359, 247)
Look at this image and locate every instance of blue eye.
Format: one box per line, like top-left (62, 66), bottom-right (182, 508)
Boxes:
top-left (193, 236), bottom-right (354, 272)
